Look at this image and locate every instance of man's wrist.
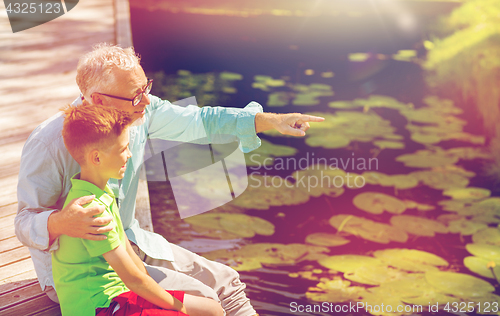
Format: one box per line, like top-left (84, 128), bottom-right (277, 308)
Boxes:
top-left (255, 112), bottom-right (278, 133)
top-left (47, 210), bottom-right (62, 246)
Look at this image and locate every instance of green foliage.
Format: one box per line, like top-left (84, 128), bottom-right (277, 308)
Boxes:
top-left (424, 0), bottom-right (500, 139)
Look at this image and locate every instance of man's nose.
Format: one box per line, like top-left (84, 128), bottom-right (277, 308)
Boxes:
top-left (139, 93), bottom-right (150, 107)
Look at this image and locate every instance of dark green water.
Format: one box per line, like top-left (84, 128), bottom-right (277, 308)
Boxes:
top-left (131, 5), bottom-right (498, 315)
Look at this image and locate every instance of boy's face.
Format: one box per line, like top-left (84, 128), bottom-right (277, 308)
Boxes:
top-left (98, 129), bottom-right (132, 180)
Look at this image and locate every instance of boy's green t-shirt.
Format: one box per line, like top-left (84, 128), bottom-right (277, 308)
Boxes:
top-left (52, 173), bottom-right (129, 316)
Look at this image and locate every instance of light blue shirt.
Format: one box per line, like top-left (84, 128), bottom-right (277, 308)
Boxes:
top-left (15, 94), bottom-right (263, 290)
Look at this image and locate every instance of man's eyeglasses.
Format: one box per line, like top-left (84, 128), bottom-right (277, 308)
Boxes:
top-left (99, 78), bottom-right (153, 106)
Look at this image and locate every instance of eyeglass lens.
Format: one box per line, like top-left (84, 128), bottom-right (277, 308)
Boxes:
top-left (133, 80), bottom-right (153, 106)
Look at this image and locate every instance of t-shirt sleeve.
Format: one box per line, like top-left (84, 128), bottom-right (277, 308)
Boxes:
top-left (81, 201), bottom-right (122, 257)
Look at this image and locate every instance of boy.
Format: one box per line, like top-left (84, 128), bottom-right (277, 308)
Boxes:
top-left (52, 103), bottom-right (224, 316)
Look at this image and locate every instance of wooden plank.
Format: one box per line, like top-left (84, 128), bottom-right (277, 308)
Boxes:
top-left (0, 282), bottom-right (45, 309)
top-left (0, 247), bottom-right (31, 268)
top-left (1, 293), bottom-right (59, 316)
top-left (0, 214), bottom-right (16, 229)
top-left (0, 269), bottom-right (37, 286)
top-left (0, 225), bottom-right (15, 240)
top-left (0, 203), bottom-right (17, 218)
top-left (0, 258), bottom-right (34, 283)
top-left (0, 192), bottom-right (17, 210)
top-left (28, 305), bottom-right (62, 316)
top-left (0, 278), bottom-right (38, 295)
top-left (0, 237), bottom-right (23, 253)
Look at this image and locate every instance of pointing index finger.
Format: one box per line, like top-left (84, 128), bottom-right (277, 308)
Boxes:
top-left (301, 114), bottom-right (325, 122)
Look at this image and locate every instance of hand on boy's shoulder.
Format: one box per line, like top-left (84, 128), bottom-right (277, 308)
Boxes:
top-left (50, 195), bottom-right (113, 241)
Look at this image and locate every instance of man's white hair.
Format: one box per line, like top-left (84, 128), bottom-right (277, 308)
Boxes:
top-left (77, 43), bottom-right (141, 102)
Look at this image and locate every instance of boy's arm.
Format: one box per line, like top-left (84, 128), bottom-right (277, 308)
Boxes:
top-left (103, 244), bottom-right (187, 313)
top-left (124, 239), bottom-right (149, 276)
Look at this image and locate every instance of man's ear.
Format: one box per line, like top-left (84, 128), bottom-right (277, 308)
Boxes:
top-left (89, 149), bottom-right (101, 166)
top-left (90, 92), bottom-right (105, 106)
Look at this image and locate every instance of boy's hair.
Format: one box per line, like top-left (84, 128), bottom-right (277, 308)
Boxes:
top-left (62, 102), bottom-right (133, 165)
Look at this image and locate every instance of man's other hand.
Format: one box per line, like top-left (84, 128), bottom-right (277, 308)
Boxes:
top-left (48, 195), bottom-right (113, 245)
top-left (255, 112), bottom-right (325, 136)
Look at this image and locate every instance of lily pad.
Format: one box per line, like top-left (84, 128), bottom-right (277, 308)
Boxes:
top-left (373, 140), bottom-right (405, 149)
top-left (328, 100), bottom-right (359, 109)
top-left (373, 249), bottom-right (448, 272)
top-left (391, 215), bottom-right (448, 237)
top-left (185, 213), bottom-right (275, 238)
top-left (448, 220), bottom-right (487, 235)
top-left (443, 187), bottom-right (491, 200)
top-left (330, 214), bottom-right (408, 244)
top-left (472, 228), bottom-right (500, 246)
top-left (396, 151), bottom-right (459, 168)
top-left (233, 174), bottom-right (310, 210)
top-left (244, 139), bottom-right (297, 167)
top-left (204, 243), bottom-right (329, 271)
top-left (410, 132), bottom-right (444, 145)
top-left (360, 287), bottom-right (412, 315)
top-left (219, 72), bottom-right (242, 80)
top-left (379, 175), bottom-right (419, 190)
top-left (292, 165), bottom-right (347, 197)
top-left (306, 277), bottom-right (366, 303)
top-left (305, 233), bottom-right (351, 247)
top-left (353, 192), bottom-right (407, 215)
top-left (425, 271), bottom-right (495, 297)
top-left (345, 265), bottom-right (414, 286)
top-left (466, 243), bottom-right (500, 261)
top-left (410, 170), bottom-right (469, 190)
top-left (379, 276), bottom-right (428, 298)
top-left (318, 255), bottom-right (383, 273)
top-left (464, 256), bottom-right (500, 279)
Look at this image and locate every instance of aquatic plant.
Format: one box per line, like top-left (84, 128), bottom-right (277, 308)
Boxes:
top-left (423, 0), bottom-right (500, 177)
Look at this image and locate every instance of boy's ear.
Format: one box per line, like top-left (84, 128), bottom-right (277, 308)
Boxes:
top-left (89, 149), bottom-right (101, 166)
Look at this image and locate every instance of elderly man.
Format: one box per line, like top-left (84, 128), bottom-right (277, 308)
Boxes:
top-left (15, 44), bottom-right (323, 316)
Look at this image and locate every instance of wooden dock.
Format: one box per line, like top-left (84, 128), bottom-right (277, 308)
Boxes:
top-left (0, 0), bottom-right (151, 314)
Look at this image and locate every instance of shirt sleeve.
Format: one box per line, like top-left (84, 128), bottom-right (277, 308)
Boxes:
top-left (146, 95), bottom-right (263, 153)
top-left (15, 137), bottom-right (66, 251)
top-left (81, 204), bottom-right (121, 257)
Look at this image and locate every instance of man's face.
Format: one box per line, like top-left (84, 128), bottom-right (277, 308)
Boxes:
top-left (96, 65), bottom-right (150, 123)
top-left (98, 130), bottom-right (132, 180)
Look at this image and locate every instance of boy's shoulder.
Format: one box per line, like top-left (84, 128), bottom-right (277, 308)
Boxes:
top-left (68, 189), bottom-right (114, 208)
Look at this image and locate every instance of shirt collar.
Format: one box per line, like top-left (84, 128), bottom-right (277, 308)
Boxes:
top-left (70, 173), bottom-right (115, 207)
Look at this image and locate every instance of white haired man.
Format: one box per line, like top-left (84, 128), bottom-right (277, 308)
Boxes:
top-left (15, 44), bottom-right (324, 316)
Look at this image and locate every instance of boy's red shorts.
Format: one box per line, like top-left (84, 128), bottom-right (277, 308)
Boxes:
top-left (96, 290), bottom-right (188, 316)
